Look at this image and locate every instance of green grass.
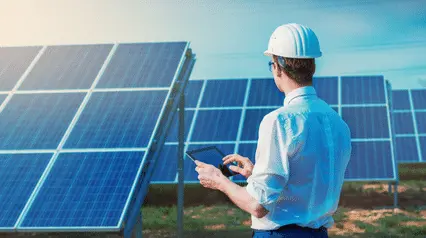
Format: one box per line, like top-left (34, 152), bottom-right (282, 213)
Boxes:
top-left (142, 205), bottom-right (250, 231)
top-left (139, 179), bottom-right (426, 238)
top-left (140, 206), bottom-right (426, 238)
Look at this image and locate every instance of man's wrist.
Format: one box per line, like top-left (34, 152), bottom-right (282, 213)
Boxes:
top-left (218, 175), bottom-right (232, 193)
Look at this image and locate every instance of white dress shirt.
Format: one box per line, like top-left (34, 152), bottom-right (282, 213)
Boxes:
top-left (246, 86), bottom-right (352, 230)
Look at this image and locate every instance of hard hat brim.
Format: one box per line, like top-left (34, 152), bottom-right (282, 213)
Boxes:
top-left (264, 50), bottom-right (273, 57)
top-left (264, 50), bottom-right (322, 58)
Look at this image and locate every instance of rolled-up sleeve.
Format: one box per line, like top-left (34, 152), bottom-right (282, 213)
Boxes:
top-left (246, 114), bottom-right (292, 212)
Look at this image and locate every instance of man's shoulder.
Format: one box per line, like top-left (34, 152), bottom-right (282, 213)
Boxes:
top-left (260, 107), bottom-right (296, 127)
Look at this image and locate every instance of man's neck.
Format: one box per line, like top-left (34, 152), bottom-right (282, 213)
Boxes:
top-left (283, 83), bottom-right (312, 96)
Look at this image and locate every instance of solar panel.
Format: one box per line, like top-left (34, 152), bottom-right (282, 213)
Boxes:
top-left (0, 94), bottom-right (7, 104)
top-left (0, 46), bottom-right (42, 91)
top-left (165, 110), bottom-right (195, 143)
top-left (64, 91), bottom-right (168, 149)
top-left (201, 79), bottom-right (247, 107)
top-left (156, 76), bottom-right (398, 184)
top-left (395, 137), bottom-right (419, 163)
top-left (0, 153), bottom-right (52, 231)
top-left (341, 76), bottom-right (386, 104)
top-left (392, 89), bottom-right (425, 163)
top-left (151, 145), bottom-right (178, 183)
top-left (392, 90), bottom-right (411, 110)
top-left (411, 90), bottom-right (426, 109)
top-left (344, 141), bottom-right (393, 179)
top-left (341, 106), bottom-right (390, 138)
top-left (416, 112), bottom-right (426, 133)
top-left (19, 45), bottom-right (113, 90)
top-left (420, 136), bottom-right (426, 159)
top-left (191, 109), bottom-right (242, 142)
top-left (21, 152), bottom-right (143, 229)
top-left (182, 80), bottom-right (203, 108)
top-left (0, 42), bottom-right (195, 233)
top-left (341, 76), bottom-right (397, 181)
top-left (247, 78), bottom-right (284, 106)
top-left (0, 93), bottom-right (85, 150)
top-left (96, 42), bottom-right (187, 88)
top-left (312, 76), bottom-right (338, 105)
top-left (393, 112), bottom-right (415, 134)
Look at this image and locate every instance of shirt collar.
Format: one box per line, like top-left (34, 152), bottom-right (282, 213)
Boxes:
top-left (283, 86), bottom-right (317, 106)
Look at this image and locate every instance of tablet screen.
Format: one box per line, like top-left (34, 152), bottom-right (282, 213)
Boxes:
top-left (186, 146), bottom-right (238, 177)
top-left (186, 146), bottom-right (225, 164)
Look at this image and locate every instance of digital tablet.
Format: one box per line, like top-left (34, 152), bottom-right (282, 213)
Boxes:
top-left (186, 146), bottom-right (238, 177)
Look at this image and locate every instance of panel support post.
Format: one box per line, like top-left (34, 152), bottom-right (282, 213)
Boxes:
top-left (393, 182), bottom-right (398, 209)
top-left (388, 182), bottom-right (392, 194)
top-left (177, 93), bottom-right (185, 238)
top-left (127, 211), bottom-right (142, 238)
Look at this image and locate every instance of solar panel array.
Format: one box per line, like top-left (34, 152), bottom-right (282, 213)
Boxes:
top-left (0, 42), bottom-right (194, 232)
top-left (392, 89), bottom-right (426, 163)
top-left (152, 76), bottom-right (398, 184)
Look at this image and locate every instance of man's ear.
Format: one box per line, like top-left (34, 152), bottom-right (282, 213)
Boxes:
top-left (276, 63), bottom-right (282, 78)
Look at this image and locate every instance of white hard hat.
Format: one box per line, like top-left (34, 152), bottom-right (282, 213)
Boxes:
top-left (264, 23), bottom-right (322, 59)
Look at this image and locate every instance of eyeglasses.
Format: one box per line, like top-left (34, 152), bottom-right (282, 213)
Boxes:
top-left (268, 61), bottom-right (274, 72)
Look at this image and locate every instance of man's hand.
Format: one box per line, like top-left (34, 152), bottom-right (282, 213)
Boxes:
top-left (195, 160), bottom-right (228, 190)
top-left (223, 154), bottom-right (254, 179)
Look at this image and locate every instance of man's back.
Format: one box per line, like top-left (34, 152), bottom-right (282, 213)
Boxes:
top-left (247, 86), bottom-right (352, 230)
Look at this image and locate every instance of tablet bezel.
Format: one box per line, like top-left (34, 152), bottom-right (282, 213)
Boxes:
top-left (185, 146), bottom-right (237, 177)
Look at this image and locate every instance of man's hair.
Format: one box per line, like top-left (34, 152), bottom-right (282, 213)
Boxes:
top-left (273, 55), bottom-right (316, 85)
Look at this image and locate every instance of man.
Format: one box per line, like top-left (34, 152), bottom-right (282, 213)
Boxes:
top-left (195, 23), bottom-right (352, 238)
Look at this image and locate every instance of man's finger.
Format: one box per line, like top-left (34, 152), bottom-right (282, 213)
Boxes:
top-left (223, 156), bottom-right (239, 165)
top-left (229, 165), bottom-right (243, 174)
top-left (222, 154), bottom-right (234, 161)
top-left (194, 160), bottom-right (207, 167)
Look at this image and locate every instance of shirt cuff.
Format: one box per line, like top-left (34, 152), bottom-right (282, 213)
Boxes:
top-left (246, 180), bottom-right (275, 212)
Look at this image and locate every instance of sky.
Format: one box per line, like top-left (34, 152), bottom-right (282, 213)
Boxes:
top-left (0, 0), bottom-right (425, 89)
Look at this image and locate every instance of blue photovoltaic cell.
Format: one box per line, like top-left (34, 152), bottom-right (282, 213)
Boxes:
top-left (392, 90), bottom-right (411, 110)
top-left (0, 93), bottom-right (85, 150)
top-left (345, 141), bottom-right (394, 180)
top-left (0, 94), bottom-right (6, 104)
top-left (0, 153), bottom-right (51, 229)
top-left (415, 112), bottom-right (426, 134)
top-left (184, 80), bottom-right (204, 108)
top-left (420, 136), bottom-right (426, 160)
top-left (393, 112), bottom-right (415, 134)
top-left (411, 89), bottom-right (426, 109)
top-left (184, 144), bottom-right (235, 181)
top-left (342, 106), bottom-right (389, 138)
top-left (19, 45), bottom-right (113, 90)
top-left (331, 106), bottom-right (338, 113)
top-left (151, 145), bottom-right (178, 182)
top-left (247, 78), bottom-right (285, 106)
top-left (65, 91), bottom-right (167, 149)
top-left (96, 42), bottom-right (187, 88)
top-left (313, 77), bottom-right (338, 105)
top-left (191, 109), bottom-right (241, 141)
top-left (20, 152), bottom-right (143, 228)
top-left (341, 76), bottom-right (385, 104)
top-left (233, 143), bottom-right (257, 182)
top-left (201, 79), bottom-right (247, 107)
top-left (0, 46), bottom-right (41, 91)
top-left (165, 110), bottom-right (194, 143)
top-left (241, 108), bottom-right (276, 141)
top-left (395, 137), bottom-right (419, 162)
